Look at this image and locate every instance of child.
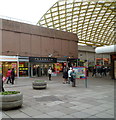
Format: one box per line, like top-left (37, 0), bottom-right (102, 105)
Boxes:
top-left (2, 75), bottom-right (6, 92)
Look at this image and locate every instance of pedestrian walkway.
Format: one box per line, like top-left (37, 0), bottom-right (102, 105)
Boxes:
top-left (1, 74), bottom-right (114, 119)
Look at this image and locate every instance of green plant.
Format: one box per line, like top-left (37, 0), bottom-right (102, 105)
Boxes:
top-left (0, 91), bottom-right (20, 95)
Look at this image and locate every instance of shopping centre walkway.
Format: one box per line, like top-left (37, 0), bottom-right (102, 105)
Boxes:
top-left (1, 73), bottom-right (114, 119)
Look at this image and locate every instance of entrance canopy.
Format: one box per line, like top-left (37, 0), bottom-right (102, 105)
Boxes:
top-left (37, 0), bottom-right (115, 47)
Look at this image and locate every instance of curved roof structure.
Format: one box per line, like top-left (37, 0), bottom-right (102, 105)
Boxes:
top-left (37, 0), bottom-right (115, 47)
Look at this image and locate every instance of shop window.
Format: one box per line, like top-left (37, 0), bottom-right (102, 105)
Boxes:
top-left (19, 62), bottom-right (28, 77)
top-left (2, 62), bottom-right (17, 77)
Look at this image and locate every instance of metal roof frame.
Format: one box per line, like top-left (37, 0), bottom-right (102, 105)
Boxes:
top-left (37, 0), bottom-right (115, 47)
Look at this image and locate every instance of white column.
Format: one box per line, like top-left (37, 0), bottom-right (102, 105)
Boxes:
top-left (94, 53), bottom-right (96, 65)
top-left (31, 63), bottom-right (33, 77)
top-left (102, 54), bottom-right (104, 65)
top-left (17, 59), bottom-right (19, 78)
top-left (28, 62), bottom-right (30, 77)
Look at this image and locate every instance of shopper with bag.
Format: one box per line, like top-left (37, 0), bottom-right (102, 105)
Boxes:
top-left (1, 75), bottom-right (6, 92)
top-left (6, 69), bottom-right (11, 84)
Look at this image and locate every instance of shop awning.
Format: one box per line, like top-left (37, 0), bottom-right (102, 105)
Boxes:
top-left (95, 45), bottom-right (116, 53)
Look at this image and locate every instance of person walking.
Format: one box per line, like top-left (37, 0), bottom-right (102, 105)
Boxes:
top-left (102, 66), bottom-right (107, 76)
top-left (6, 69), bottom-right (11, 84)
top-left (92, 67), bottom-right (96, 77)
top-left (1, 74), bottom-right (5, 92)
top-left (48, 67), bottom-right (52, 80)
top-left (70, 69), bottom-right (76, 87)
top-left (2, 80), bottom-right (5, 92)
top-left (62, 67), bottom-right (68, 84)
top-left (11, 68), bottom-right (15, 84)
top-left (68, 67), bottom-right (73, 84)
top-left (44, 67), bottom-right (48, 76)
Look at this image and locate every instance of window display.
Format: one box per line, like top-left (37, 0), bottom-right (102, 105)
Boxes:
top-left (2, 62), bottom-right (17, 77)
top-left (19, 62), bottom-right (28, 77)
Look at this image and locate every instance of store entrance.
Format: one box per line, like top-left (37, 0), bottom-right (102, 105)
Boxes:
top-left (31, 63), bottom-right (53, 77)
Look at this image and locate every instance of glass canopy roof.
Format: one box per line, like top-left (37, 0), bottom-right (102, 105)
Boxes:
top-left (37, 0), bottom-right (115, 47)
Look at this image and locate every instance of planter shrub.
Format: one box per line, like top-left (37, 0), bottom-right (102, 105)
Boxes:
top-left (32, 80), bottom-right (47, 89)
top-left (0, 91), bottom-right (23, 110)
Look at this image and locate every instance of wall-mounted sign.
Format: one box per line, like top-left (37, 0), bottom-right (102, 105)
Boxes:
top-left (29, 57), bottom-right (57, 63)
top-left (0, 56), bottom-right (18, 61)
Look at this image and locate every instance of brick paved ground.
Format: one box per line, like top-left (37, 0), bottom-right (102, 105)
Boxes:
top-left (1, 73), bottom-right (114, 119)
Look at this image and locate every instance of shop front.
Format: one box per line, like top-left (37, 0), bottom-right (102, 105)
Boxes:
top-left (96, 58), bottom-right (110, 66)
top-left (111, 54), bottom-right (116, 80)
top-left (67, 58), bottom-right (79, 67)
top-left (29, 57), bottom-right (57, 77)
top-left (55, 58), bottom-right (67, 73)
top-left (18, 57), bottom-right (29, 77)
top-left (0, 56), bottom-right (18, 77)
top-left (0, 56), bottom-right (29, 78)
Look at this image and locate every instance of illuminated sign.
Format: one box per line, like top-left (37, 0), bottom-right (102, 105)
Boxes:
top-left (19, 67), bottom-right (28, 71)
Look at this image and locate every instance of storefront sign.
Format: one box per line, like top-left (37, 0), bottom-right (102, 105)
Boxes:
top-left (18, 57), bottom-right (29, 62)
top-left (11, 63), bottom-right (17, 68)
top-left (57, 58), bottom-right (67, 62)
top-left (0, 56), bottom-right (18, 61)
top-left (29, 57), bottom-right (57, 63)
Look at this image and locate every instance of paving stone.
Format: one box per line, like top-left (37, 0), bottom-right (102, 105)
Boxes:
top-left (95, 112), bottom-right (114, 118)
top-left (105, 109), bottom-right (114, 115)
top-left (70, 111), bottom-right (92, 118)
top-left (9, 112), bottom-right (31, 118)
top-left (70, 106), bottom-right (87, 111)
top-left (90, 106), bottom-right (112, 112)
top-left (33, 114), bottom-right (54, 118)
top-left (46, 111), bottom-right (66, 117)
top-left (19, 107), bottom-right (43, 117)
top-left (2, 75), bottom-right (114, 118)
top-left (59, 115), bottom-right (74, 118)
top-left (82, 108), bottom-right (101, 115)
top-left (59, 102), bottom-right (75, 108)
top-left (58, 107), bottom-right (79, 115)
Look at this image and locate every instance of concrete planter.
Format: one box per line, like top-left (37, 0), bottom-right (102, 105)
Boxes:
top-left (0, 92), bottom-right (23, 110)
top-left (32, 80), bottom-right (47, 89)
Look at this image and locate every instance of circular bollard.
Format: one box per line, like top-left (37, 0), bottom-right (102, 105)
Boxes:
top-left (32, 80), bottom-right (47, 89)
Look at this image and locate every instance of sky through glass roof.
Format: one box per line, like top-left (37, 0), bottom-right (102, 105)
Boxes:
top-left (38, 0), bottom-right (115, 47)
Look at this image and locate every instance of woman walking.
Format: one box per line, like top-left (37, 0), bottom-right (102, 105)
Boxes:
top-left (6, 69), bottom-right (11, 84)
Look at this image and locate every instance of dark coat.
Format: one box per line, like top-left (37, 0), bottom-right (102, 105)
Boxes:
top-left (63, 68), bottom-right (68, 79)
